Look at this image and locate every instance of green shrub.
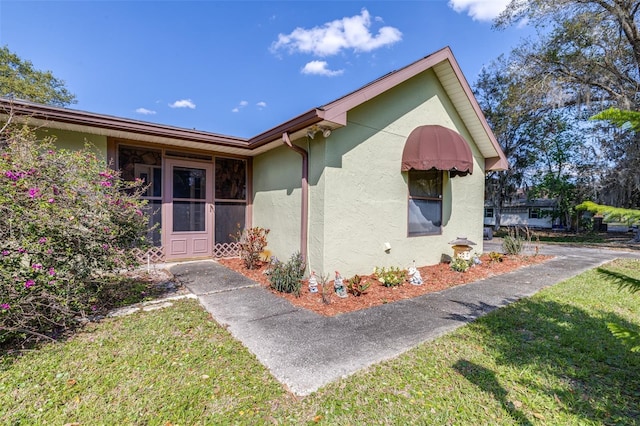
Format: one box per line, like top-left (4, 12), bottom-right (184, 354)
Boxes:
top-left (450, 258), bottom-right (471, 272)
top-left (502, 226), bottom-right (531, 255)
top-left (489, 251), bottom-right (504, 262)
top-left (373, 266), bottom-right (406, 287)
top-left (502, 235), bottom-right (523, 255)
top-left (347, 274), bottom-right (371, 296)
top-left (0, 124), bottom-right (149, 344)
top-left (268, 252), bottom-right (306, 296)
top-left (234, 226), bottom-right (269, 270)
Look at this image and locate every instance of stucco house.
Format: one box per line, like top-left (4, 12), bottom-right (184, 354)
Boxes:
top-left (1, 46), bottom-right (507, 277)
top-left (484, 199), bottom-right (559, 230)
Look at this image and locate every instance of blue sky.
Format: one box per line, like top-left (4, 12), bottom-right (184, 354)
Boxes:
top-left (0, 1), bottom-right (530, 138)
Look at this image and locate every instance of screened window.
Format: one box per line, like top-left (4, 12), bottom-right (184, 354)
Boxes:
top-left (484, 208), bottom-right (494, 218)
top-left (118, 145), bottom-right (162, 246)
top-left (215, 157), bottom-right (247, 244)
top-left (408, 170), bottom-right (442, 236)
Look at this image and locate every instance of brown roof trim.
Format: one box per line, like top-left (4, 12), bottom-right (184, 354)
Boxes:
top-left (441, 48), bottom-right (508, 171)
top-left (317, 46), bottom-right (507, 170)
top-left (247, 108), bottom-right (324, 149)
top-left (245, 46), bottom-right (507, 169)
top-left (0, 98), bottom-right (249, 148)
top-left (0, 47), bottom-right (508, 169)
top-left (320, 48), bottom-right (456, 114)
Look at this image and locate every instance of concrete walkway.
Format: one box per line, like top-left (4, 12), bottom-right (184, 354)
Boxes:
top-left (169, 243), bottom-right (640, 396)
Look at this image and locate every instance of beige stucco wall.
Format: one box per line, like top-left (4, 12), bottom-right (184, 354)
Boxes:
top-left (36, 128), bottom-right (108, 156)
top-left (252, 144), bottom-right (304, 262)
top-left (318, 71), bottom-right (485, 277)
top-left (253, 69), bottom-right (487, 277)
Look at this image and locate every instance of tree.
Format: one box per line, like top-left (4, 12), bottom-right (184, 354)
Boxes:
top-left (475, 57), bottom-right (592, 229)
top-left (525, 112), bottom-right (592, 228)
top-left (577, 106), bottom-right (640, 352)
top-left (494, 0), bottom-right (640, 208)
top-left (0, 124), bottom-right (148, 344)
top-left (587, 108), bottom-right (640, 207)
top-left (496, 0), bottom-right (640, 110)
top-left (591, 108), bottom-right (640, 131)
top-left (577, 201), bottom-right (640, 227)
top-left (0, 46), bottom-right (76, 107)
top-left (475, 56), bottom-right (540, 229)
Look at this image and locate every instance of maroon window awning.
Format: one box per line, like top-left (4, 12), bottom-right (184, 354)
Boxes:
top-left (401, 125), bottom-right (473, 176)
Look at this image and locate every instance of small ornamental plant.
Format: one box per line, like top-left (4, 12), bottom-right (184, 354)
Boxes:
top-left (0, 124), bottom-right (149, 344)
top-left (373, 266), bottom-right (406, 287)
top-left (502, 226), bottom-right (532, 255)
top-left (450, 257), bottom-right (471, 272)
top-left (347, 274), bottom-right (371, 297)
top-left (489, 251), bottom-right (504, 263)
top-left (268, 251), bottom-right (306, 297)
top-left (319, 273), bottom-right (332, 305)
top-left (234, 226), bottom-right (269, 270)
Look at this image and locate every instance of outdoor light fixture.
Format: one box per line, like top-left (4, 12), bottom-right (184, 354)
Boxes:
top-left (305, 125), bottom-right (332, 139)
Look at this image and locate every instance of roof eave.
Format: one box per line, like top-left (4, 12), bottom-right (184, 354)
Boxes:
top-left (485, 156), bottom-right (508, 171)
top-left (0, 46), bottom-right (509, 166)
top-left (314, 46), bottom-right (508, 169)
top-left (248, 108), bottom-right (325, 149)
top-left (0, 98), bottom-right (250, 150)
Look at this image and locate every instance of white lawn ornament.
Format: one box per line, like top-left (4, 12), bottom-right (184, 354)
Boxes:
top-left (408, 262), bottom-right (423, 286)
top-left (334, 271), bottom-right (348, 298)
top-left (308, 271), bottom-right (318, 293)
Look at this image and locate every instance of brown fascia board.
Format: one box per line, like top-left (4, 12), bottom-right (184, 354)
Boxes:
top-left (245, 49), bottom-right (465, 149)
top-left (302, 46), bottom-right (508, 171)
top-left (0, 46), bottom-right (509, 169)
top-left (0, 98), bottom-right (249, 148)
top-left (247, 108), bottom-right (325, 149)
top-left (442, 49), bottom-right (508, 171)
top-left (1, 97), bottom-right (326, 153)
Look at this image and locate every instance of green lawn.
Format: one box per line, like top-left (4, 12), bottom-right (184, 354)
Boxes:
top-left (2, 259), bottom-right (639, 425)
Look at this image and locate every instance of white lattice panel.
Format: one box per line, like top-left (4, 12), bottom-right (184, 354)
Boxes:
top-left (214, 242), bottom-right (240, 258)
top-left (132, 246), bottom-right (165, 264)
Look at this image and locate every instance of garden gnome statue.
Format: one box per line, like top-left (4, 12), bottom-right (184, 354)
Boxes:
top-left (334, 271), bottom-right (348, 298)
top-left (408, 260), bottom-right (423, 285)
top-left (308, 271), bottom-right (318, 293)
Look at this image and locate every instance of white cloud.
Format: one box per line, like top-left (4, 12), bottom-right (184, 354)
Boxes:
top-left (301, 61), bottom-right (344, 77)
top-left (135, 107), bottom-right (156, 115)
top-left (169, 99), bottom-right (196, 109)
top-left (256, 101), bottom-right (267, 108)
top-left (232, 100), bottom-right (249, 113)
top-left (271, 8), bottom-right (402, 57)
top-left (448, 0), bottom-right (511, 21)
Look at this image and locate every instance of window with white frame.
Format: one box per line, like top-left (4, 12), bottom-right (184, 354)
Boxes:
top-left (408, 170), bottom-right (442, 236)
top-left (484, 207), bottom-right (494, 218)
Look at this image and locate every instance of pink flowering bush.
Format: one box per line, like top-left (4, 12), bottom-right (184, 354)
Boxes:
top-left (0, 124), bottom-right (149, 344)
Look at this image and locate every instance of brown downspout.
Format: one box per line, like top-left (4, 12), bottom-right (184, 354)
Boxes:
top-left (282, 132), bottom-right (308, 262)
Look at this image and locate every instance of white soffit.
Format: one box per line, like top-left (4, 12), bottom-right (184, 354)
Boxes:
top-left (432, 60), bottom-right (497, 159)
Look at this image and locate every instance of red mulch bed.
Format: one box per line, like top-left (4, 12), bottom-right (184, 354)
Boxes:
top-left (217, 254), bottom-right (552, 317)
